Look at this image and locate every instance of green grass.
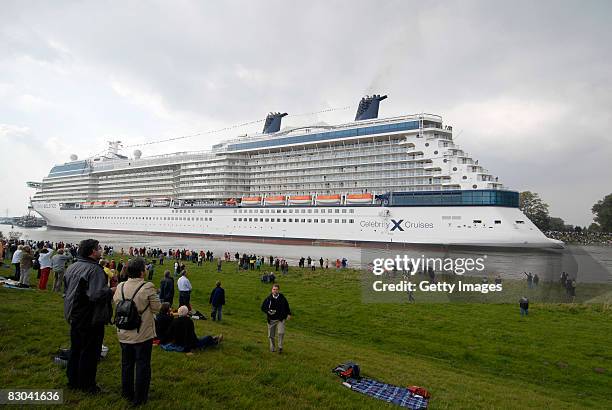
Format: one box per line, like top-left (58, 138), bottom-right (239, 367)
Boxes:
top-left (1, 259), bottom-right (611, 409)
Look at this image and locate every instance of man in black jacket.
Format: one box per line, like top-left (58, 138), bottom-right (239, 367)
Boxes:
top-left (159, 270), bottom-right (174, 306)
top-left (260, 284), bottom-right (291, 353)
top-left (209, 281), bottom-right (225, 321)
top-left (63, 239), bottom-right (113, 393)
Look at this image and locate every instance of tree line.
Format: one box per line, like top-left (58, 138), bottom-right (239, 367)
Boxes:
top-left (519, 192), bottom-right (612, 233)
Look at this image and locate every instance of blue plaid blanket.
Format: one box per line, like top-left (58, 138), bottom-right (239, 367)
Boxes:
top-left (345, 378), bottom-right (429, 409)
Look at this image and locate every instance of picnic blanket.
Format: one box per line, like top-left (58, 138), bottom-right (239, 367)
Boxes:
top-left (344, 378), bottom-right (429, 409)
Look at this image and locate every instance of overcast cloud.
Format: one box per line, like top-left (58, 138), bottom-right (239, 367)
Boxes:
top-left (1, 0), bottom-right (611, 226)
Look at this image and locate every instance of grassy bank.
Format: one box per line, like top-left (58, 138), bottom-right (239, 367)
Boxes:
top-left (1, 259), bottom-right (611, 409)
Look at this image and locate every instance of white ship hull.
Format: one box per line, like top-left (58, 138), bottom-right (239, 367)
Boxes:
top-left (32, 201), bottom-right (562, 248)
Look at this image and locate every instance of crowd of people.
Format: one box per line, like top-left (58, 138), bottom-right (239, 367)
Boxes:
top-left (0, 237), bottom-right (331, 406)
top-left (545, 230), bottom-right (612, 245)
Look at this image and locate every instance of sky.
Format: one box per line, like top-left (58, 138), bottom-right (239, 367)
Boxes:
top-left (1, 0), bottom-right (611, 226)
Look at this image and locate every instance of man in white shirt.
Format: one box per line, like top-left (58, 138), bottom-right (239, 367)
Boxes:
top-left (177, 271), bottom-right (192, 311)
top-left (11, 245), bottom-right (23, 280)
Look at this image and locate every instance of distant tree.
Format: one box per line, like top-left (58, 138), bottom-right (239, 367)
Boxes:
top-left (592, 194), bottom-right (612, 233)
top-left (564, 224), bottom-right (574, 231)
top-left (574, 226), bottom-right (582, 233)
top-left (588, 222), bottom-right (601, 232)
top-left (548, 217), bottom-right (566, 232)
top-left (519, 191), bottom-right (550, 231)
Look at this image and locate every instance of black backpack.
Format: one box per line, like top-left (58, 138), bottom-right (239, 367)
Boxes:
top-left (115, 282), bottom-right (149, 331)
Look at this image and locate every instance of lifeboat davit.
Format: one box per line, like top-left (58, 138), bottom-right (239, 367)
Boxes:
top-left (288, 195), bottom-right (312, 205)
top-left (241, 196), bottom-right (262, 206)
top-left (345, 193), bottom-right (374, 204)
top-left (316, 194), bottom-right (342, 205)
top-left (265, 195), bottom-right (286, 206)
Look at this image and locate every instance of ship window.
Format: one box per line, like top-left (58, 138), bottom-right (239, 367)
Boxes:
top-left (301, 209), bottom-right (306, 213)
top-left (283, 218), bottom-right (287, 222)
top-left (238, 218), bottom-right (242, 221)
top-left (462, 176), bottom-right (467, 180)
top-left (453, 167), bottom-right (457, 171)
top-left (349, 209), bottom-right (354, 213)
top-left (265, 218), bottom-right (269, 222)
top-left (495, 220), bottom-right (501, 224)
top-left (289, 218), bottom-right (293, 222)
top-left (271, 218), bottom-right (275, 222)
top-left (328, 219), bottom-right (332, 223)
top-left (434, 150), bottom-right (438, 154)
top-left (321, 219), bottom-right (325, 223)
top-left (314, 219), bottom-right (318, 223)
top-left (314, 209), bottom-right (318, 213)
top-left (349, 219), bottom-right (354, 223)
top-left (335, 219), bottom-right (340, 223)
top-left (307, 209), bottom-right (312, 213)
top-left (307, 219), bottom-right (312, 223)
top-left (289, 209), bottom-right (293, 213)
top-left (515, 220), bottom-right (525, 224)
top-left (335, 209), bottom-right (340, 213)
top-left (249, 218), bottom-right (252, 222)
top-left (301, 219), bottom-right (306, 223)
top-left (342, 219), bottom-right (347, 223)
top-left (342, 209), bottom-right (347, 213)
top-left (473, 220), bottom-right (482, 224)
top-left (425, 143), bottom-right (429, 147)
top-left (233, 218), bottom-right (236, 221)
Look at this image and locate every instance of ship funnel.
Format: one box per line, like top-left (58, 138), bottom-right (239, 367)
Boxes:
top-left (355, 94), bottom-right (387, 121)
top-left (263, 112), bottom-right (288, 134)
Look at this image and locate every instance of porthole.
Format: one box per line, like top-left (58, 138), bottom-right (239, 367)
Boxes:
top-left (462, 176), bottom-right (467, 180)
top-left (472, 184), bottom-right (477, 189)
top-left (425, 143), bottom-right (429, 147)
top-left (453, 167), bottom-right (457, 171)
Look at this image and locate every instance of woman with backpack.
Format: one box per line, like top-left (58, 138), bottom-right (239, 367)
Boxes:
top-left (113, 256), bottom-right (161, 406)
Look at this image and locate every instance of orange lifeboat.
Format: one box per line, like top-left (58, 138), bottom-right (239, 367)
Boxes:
top-left (316, 194), bottom-right (342, 205)
top-left (265, 195), bottom-right (286, 206)
top-left (241, 196), bottom-right (262, 206)
top-left (288, 195), bottom-right (312, 205)
top-left (225, 198), bottom-right (237, 205)
top-left (345, 193), bottom-right (374, 204)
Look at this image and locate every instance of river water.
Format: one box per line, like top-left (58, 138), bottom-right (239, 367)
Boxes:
top-left (3, 226), bottom-right (612, 284)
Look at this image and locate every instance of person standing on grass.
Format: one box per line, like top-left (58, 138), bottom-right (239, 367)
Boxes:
top-left (11, 244), bottom-right (23, 281)
top-left (63, 239), bottom-right (113, 394)
top-left (261, 283), bottom-right (291, 354)
top-left (51, 248), bottom-right (72, 293)
top-left (209, 281), bottom-right (225, 321)
top-left (18, 245), bottom-right (34, 287)
top-left (159, 270), bottom-right (175, 306)
top-left (177, 270), bottom-right (192, 311)
top-left (519, 296), bottom-right (529, 316)
top-left (113, 257), bottom-right (161, 406)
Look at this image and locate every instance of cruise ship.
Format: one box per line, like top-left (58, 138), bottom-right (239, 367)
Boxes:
top-left (28, 95), bottom-right (562, 248)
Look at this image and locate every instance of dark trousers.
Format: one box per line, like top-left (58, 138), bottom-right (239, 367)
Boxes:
top-left (120, 340), bottom-right (153, 405)
top-left (13, 263), bottom-right (20, 281)
top-left (67, 322), bottom-right (104, 391)
top-left (179, 291), bottom-right (191, 309)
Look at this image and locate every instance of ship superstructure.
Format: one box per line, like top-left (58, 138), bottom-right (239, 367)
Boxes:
top-left (28, 95), bottom-right (561, 248)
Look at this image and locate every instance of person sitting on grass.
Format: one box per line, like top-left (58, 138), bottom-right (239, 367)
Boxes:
top-left (154, 303), bottom-right (174, 345)
top-left (167, 306), bottom-right (222, 352)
